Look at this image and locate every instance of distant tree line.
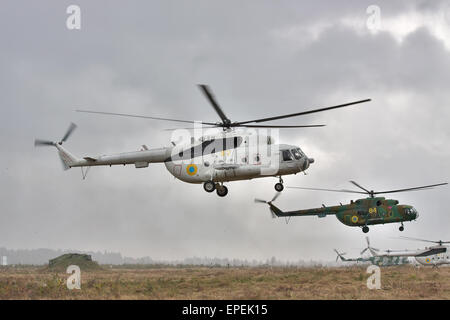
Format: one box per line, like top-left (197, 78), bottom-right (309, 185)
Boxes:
top-left (0, 247), bottom-right (331, 267)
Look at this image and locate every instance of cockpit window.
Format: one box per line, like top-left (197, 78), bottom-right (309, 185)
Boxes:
top-left (291, 149), bottom-right (301, 160)
top-left (282, 150), bottom-right (294, 161)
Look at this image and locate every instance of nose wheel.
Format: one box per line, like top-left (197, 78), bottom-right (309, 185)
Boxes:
top-left (362, 226), bottom-right (369, 233)
top-left (274, 177), bottom-right (284, 192)
top-left (399, 223), bottom-right (404, 232)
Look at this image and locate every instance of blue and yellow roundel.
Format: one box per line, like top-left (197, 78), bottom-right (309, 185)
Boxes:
top-left (186, 164), bottom-right (198, 176)
top-left (425, 258), bottom-right (430, 263)
top-left (351, 216), bottom-right (359, 223)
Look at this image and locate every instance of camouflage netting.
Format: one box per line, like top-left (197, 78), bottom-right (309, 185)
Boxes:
top-left (47, 253), bottom-right (102, 271)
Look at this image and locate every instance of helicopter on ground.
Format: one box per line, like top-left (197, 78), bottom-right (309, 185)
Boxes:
top-left (255, 181), bottom-right (448, 232)
top-left (334, 237), bottom-right (442, 267)
top-left (336, 237), bottom-right (450, 267)
top-left (334, 249), bottom-right (409, 266)
top-left (334, 242), bottom-right (410, 266)
top-left (35, 85), bottom-right (370, 197)
top-left (392, 236), bottom-right (450, 267)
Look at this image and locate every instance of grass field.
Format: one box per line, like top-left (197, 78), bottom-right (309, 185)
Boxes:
top-left (0, 265), bottom-right (449, 299)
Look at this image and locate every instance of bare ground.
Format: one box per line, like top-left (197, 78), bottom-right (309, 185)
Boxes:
top-left (0, 265), bottom-right (448, 299)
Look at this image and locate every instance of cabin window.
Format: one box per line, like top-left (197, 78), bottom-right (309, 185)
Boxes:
top-left (282, 150), bottom-right (294, 161)
top-left (291, 149), bottom-right (302, 160)
top-left (185, 136), bottom-right (244, 158)
top-left (376, 200), bottom-right (382, 206)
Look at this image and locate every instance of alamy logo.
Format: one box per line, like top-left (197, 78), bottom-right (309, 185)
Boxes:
top-left (366, 265), bottom-right (381, 289)
top-left (366, 5), bottom-right (381, 32)
top-left (66, 5), bottom-right (81, 30)
top-left (66, 265), bottom-right (81, 290)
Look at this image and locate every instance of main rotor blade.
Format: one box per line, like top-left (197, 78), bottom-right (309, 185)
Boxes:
top-left (162, 125), bottom-right (221, 131)
top-left (360, 248), bottom-right (368, 255)
top-left (235, 124), bottom-right (326, 128)
top-left (198, 84), bottom-right (230, 124)
top-left (398, 236), bottom-right (450, 244)
top-left (385, 249), bottom-right (411, 253)
top-left (286, 186), bottom-right (367, 195)
top-left (349, 181), bottom-right (371, 194)
top-left (373, 182), bottom-right (448, 195)
top-left (235, 99), bottom-right (371, 125)
top-left (163, 124), bottom-right (326, 130)
top-left (271, 192), bottom-right (281, 203)
top-left (76, 110), bottom-right (217, 126)
top-left (61, 122), bottom-right (77, 143)
top-left (254, 198), bottom-right (267, 204)
top-left (34, 139), bottom-right (55, 147)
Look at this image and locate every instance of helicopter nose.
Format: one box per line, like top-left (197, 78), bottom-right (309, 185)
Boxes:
top-left (308, 158), bottom-right (314, 164)
top-left (300, 157), bottom-right (312, 170)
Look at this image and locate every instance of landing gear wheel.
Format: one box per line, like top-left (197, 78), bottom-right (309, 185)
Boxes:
top-left (399, 226), bottom-right (404, 232)
top-left (274, 183), bottom-right (284, 192)
top-left (216, 185), bottom-right (228, 197)
top-left (362, 226), bottom-right (369, 233)
top-left (203, 180), bottom-right (216, 193)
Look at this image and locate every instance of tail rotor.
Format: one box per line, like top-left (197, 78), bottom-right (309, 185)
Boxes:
top-left (254, 192), bottom-right (281, 218)
top-left (334, 249), bottom-right (347, 262)
top-left (34, 123), bottom-right (78, 170)
top-left (34, 123), bottom-right (77, 147)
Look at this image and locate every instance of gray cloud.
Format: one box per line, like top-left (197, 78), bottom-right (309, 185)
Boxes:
top-left (0, 1), bottom-right (449, 261)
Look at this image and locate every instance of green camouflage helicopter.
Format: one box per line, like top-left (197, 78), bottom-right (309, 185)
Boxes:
top-left (334, 237), bottom-right (410, 266)
top-left (334, 241), bottom-right (410, 266)
top-left (255, 181), bottom-right (447, 233)
top-left (334, 250), bottom-right (409, 266)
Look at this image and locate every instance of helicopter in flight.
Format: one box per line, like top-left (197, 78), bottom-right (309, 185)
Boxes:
top-left (255, 181), bottom-right (448, 232)
top-left (35, 85), bottom-right (370, 197)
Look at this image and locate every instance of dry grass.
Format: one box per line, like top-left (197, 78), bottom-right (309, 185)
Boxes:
top-left (0, 265), bottom-right (449, 299)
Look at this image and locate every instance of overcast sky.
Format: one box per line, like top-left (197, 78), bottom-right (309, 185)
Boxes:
top-left (1, 0), bottom-right (449, 262)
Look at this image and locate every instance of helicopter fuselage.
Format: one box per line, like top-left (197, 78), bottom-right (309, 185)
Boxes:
top-left (57, 131), bottom-right (313, 194)
top-left (333, 197), bottom-right (418, 227)
top-left (338, 255), bottom-right (409, 266)
top-left (414, 246), bottom-right (450, 266)
top-left (164, 142), bottom-right (309, 184)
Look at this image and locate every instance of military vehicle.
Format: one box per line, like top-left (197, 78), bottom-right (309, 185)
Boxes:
top-left (397, 236), bottom-right (450, 267)
top-left (35, 85), bottom-right (370, 196)
top-left (334, 249), bottom-right (409, 266)
top-left (255, 181), bottom-right (447, 233)
top-left (335, 237), bottom-right (414, 266)
top-left (336, 237), bottom-right (450, 267)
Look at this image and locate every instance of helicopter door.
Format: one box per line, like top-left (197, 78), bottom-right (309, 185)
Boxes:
top-left (224, 149), bottom-right (236, 178)
top-left (173, 164), bottom-right (182, 177)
